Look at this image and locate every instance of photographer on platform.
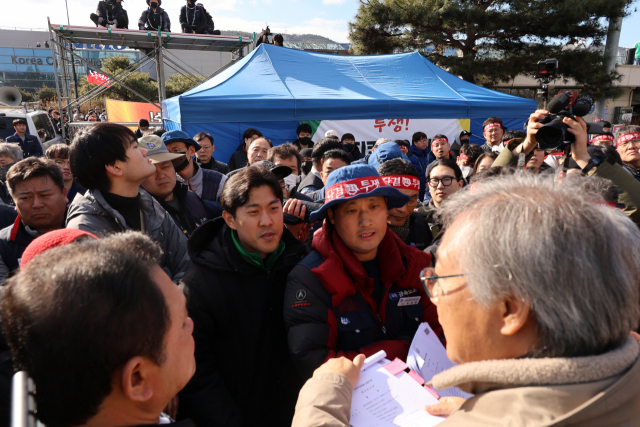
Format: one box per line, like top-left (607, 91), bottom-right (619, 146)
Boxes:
top-left (180, 0), bottom-right (208, 34)
top-left (90, 0), bottom-right (129, 29)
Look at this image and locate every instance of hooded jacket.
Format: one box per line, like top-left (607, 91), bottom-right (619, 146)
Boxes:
top-left (138, 0), bottom-right (170, 31)
top-left (227, 143), bottom-right (248, 172)
top-left (407, 144), bottom-right (430, 200)
top-left (176, 218), bottom-right (307, 427)
top-left (65, 189), bottom-right (190, 282)
top-left (284, 221), bottom-right (443, 379)
top-left (292, 336), bottom-right (640, 427)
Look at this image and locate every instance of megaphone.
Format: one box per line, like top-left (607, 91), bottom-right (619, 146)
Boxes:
top-left (0, 87), bottom-right (22, 107)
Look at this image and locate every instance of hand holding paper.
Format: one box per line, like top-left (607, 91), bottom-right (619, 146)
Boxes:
top-left (313, 354), bottom-right (365, 389)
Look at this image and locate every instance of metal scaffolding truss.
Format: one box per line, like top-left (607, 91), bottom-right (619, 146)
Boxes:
top-left (47, 18), bottom-right (253, 139)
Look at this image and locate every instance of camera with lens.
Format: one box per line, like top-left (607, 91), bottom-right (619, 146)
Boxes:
top-left (535, 90), bottom-right (605, 151)
top-left (282, 197), bottom-right (323, 225)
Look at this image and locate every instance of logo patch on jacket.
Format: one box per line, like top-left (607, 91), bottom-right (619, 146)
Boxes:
top-left (296, 290), bottom-right (307, 300)
top-left (388, 292), bottom-right (399, 301)
top-left (341, 317), bottom-right (350, 325)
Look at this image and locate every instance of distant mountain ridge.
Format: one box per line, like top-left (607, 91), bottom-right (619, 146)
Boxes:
top-left (219, 30), bottom-right (339, 45)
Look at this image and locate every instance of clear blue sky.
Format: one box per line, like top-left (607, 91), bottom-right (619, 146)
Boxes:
top-left (2, 0), bottom-right (640, 46)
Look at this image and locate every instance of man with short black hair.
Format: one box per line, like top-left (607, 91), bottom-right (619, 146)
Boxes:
top-left (134, 118), bottom-right (150, 139)
top-left (293, 124), bottom-right (314, 150)
top-left (482, 116), bottom-right (505, 152)
top-left (285, 164), bottom-right (442, 378)
top-left (163, 130), bottom-right (227, 203)
top-left (6, 119), bottom-right (42, 158)
top-left (229, 128), bottom-right (263, 171)
top-left (341, 133), bottom-right (362, 160)
top-left (45, 143), bottom-right (86, 204)
top-left (321, 149), bottom-right (351, 185)
top-left (66, 123), bottom-right (190, 282)
top-left (378, 158), bottom-right (431, 250)
top-left (268, 143), bottom-right (310, 200)
top-left (0, 158), bottom-right (67, 283)
top-left (194, 131), bottom-right (230, 174)
top-left (178, 165), bottom-right (307, 426)
top-left (298, 138), bottom-right (342, 198)
top-left (140, 135), bottom-right (220, 238)
top-left (428, 134), bottom-right (452, 163)
top-left (0, 232), bottom-right (196, 427)
top-left (274, 34), bottom-right (284, 46)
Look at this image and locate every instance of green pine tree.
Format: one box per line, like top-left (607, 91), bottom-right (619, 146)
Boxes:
top-left (349, 0), bottom-right (632, 98)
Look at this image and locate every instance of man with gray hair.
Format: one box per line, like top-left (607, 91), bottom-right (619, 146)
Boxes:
top-left (291, 171), bottom-right (640, 426)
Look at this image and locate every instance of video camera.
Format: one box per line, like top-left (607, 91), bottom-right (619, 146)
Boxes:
top-left (282, 197), bottom-right (323, 225)
top-left (535, 90), bottom-right (605, 151)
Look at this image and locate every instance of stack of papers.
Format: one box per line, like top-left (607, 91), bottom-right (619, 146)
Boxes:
top-left (350, 359), bottom-right (445, 427)
top-left (406, 323), bottom-right (472, 399)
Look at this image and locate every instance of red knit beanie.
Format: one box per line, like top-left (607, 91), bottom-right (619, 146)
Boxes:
top-left (21, 229), bottom-right (98, 268)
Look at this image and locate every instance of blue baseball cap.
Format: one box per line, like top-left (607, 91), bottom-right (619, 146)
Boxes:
top-left (309, 164), bottom-right (410, 223)
top-left (368, 142), bottom-right (410, 170)
top-left (161, 130), bottom-right (202, 151)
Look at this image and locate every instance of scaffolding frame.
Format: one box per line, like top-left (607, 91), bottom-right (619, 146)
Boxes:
top-left (47, 18), bottom-right (253, 138)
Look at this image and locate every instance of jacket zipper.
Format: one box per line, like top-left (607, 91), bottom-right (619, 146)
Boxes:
top-left (377, 313), bottom-right (387, 337)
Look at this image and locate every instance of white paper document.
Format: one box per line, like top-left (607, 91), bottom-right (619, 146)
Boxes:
top-left (350, 360), bottom-right (445, 427)
top-left (406, 323), bottom-right (473, 399)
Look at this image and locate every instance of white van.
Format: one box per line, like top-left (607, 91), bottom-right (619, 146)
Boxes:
top-left (0, 109), bottom-right (65, 152)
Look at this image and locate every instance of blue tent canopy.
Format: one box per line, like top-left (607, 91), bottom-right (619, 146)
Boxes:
top-left (163, 44), bottom-right (536, 162)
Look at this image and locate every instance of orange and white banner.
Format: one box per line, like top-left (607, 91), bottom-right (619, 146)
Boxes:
top-left (105, 99), bottom-right (161, 130)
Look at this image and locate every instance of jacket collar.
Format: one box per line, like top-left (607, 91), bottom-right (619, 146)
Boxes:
top-left (188, 217), bottom-right (306, 273)
top-left (90, 189), bottom-right (165, 232)
top-left (430, 336), bottom-right (640, 395)
top-left (310, 221), bottom-right (430, 312)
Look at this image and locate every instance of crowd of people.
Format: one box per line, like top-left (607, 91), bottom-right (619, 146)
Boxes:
top-left (0, 109), bottom-right (638, 427)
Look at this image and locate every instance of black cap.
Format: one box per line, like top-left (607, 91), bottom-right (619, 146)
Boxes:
top-left (300, 148), bottom-right (313, 158)
top-left (603, 121), bottom-right (612, 128)
top-left (12, 119), bottom-right (26, 126)
top-left (460, 130), bottom-right (472, 137)
top-left (253, 160), bottom-right (292, 179)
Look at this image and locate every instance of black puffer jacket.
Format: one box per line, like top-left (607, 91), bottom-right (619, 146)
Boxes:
top-left (177, 218), bottom-right (307, 427)
top-left (138, 0), bottom-right (170, 31)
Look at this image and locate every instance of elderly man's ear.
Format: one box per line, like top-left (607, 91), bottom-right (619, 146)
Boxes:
top-left (500, 296), bottom-right (533, 336)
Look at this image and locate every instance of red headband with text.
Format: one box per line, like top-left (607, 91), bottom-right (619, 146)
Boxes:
top-left (484, 122), bottom-right (501, 131)
top-left (381, 175), bottom-right (420, 191)
top-left (459, 153), bottom-right (469, 161)
top-left (431, 138), bottom-right (448, 145)
top-left (616, 132), bottom-right (640, 147)
top-left (325, 176), bottom-right (386, 202)
top-left (592, 134), bottom-right (614, 144)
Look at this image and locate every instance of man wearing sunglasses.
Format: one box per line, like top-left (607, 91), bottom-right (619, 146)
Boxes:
top-left (284, 164), bottom-right (443, 379)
